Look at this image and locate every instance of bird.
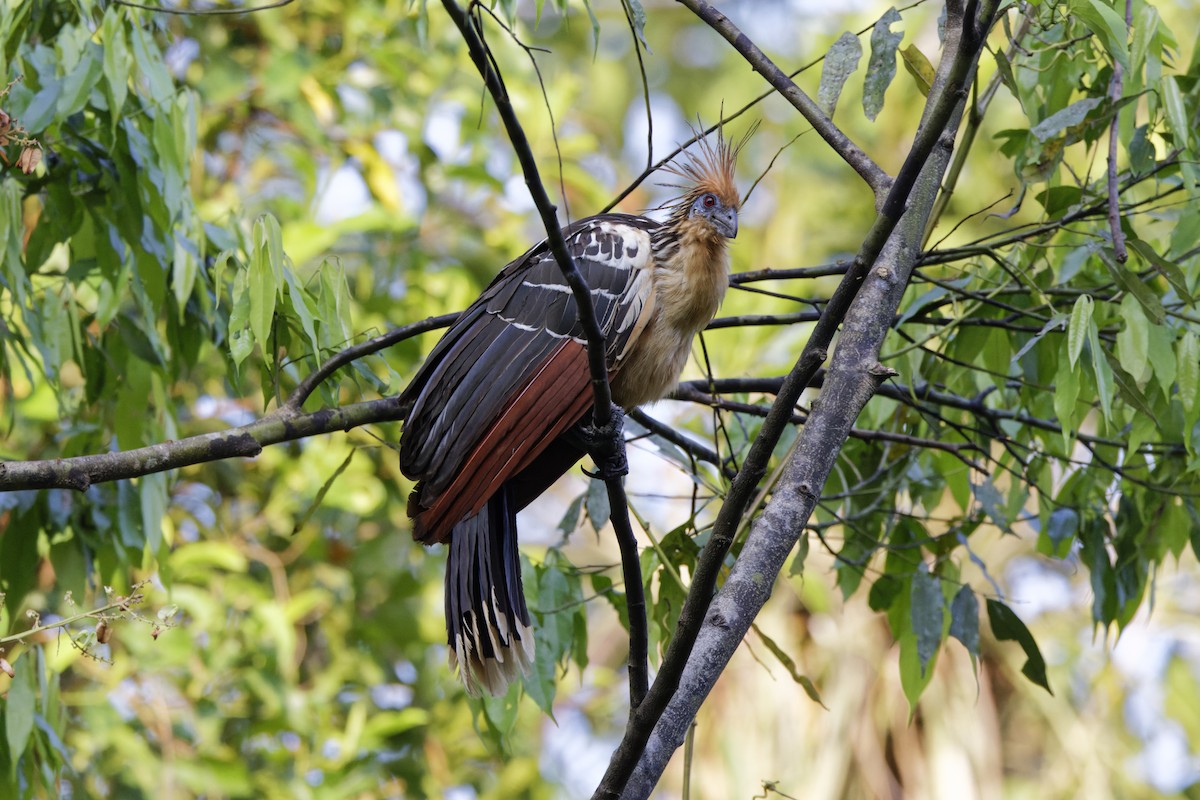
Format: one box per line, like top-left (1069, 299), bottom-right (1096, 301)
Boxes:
top-left (398, 129), bottom-right (745, 695)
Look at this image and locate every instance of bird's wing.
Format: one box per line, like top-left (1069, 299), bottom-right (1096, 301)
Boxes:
top-left (400, 214), bottom-right (658, 543)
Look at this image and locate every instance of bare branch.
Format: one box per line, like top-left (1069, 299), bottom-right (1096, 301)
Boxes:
top-left (441, 0), bottom-right (648, 709)
top-left (1105, 0), bottom-right (1133, 262)
top-left (0, 397), bottom-right (403, 492)
top-left (111, 0), bottom-right (294, 15)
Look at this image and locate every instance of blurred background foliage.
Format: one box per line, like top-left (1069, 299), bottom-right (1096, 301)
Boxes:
top-left (1, 0), bottom-right (1200, 797)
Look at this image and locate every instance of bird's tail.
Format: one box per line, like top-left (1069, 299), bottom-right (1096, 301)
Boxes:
top-left (444, 484), bottom-right (535, 695)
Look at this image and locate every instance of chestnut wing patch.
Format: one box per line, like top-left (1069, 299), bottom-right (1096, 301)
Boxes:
top-left (400, 214), bottom-right (659, 543)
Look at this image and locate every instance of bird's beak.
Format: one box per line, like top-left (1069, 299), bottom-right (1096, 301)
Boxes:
top-left (714, 207), bottom-right (738, 239)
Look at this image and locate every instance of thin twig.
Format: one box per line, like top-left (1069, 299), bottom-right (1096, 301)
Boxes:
top-left (440, 0), bottom-right (648, 710)
top-left (112, 0), bottom-right (294, 15)
top-left (1105, 0), bottom-right (1133, 262)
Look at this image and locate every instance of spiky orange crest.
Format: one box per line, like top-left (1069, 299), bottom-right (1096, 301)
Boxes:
top-left (660, 122), bottom-right (752, 211)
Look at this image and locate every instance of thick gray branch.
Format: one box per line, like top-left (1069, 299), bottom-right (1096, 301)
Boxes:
top-left (613, 1), bottom-right (999, 795)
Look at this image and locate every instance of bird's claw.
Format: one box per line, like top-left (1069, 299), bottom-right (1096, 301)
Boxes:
top-left (572, 404), bottom-right (629, 481)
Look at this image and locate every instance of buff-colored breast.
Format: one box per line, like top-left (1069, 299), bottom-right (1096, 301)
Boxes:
top-left (611, 220), bottom-right (730, 408)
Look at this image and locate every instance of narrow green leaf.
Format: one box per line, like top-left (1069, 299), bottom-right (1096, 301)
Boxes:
top-left (1088, 315), bottom-right (1114, 424)
top-left (1161, 75), bottom-right (1190, 153)
top-left (817, 32), bottom-right (863, 116)
top-left (59, 47), bottom-right (103, 118)
top-left (900, 44), bottom-right (934, 96)
top-left (986, 599), bottom-right (1052, 693)
top-left (1107, 354), bottom-right (1157, 420)
top-left (171, 234), bottom-right (198, 319)
top-left (1128, 239), bottom-right (1192, 305)
top-left (129, 18), bottom-right (175, 102)
top-left (1069, 0), bottom-right (1130, 69)
top-left (992, 48), bottom-right (1019, 100)
top-left (862, 7), bottom-right (903, 122)
top-left (228, 268), bottom-right (254, 368)
top-left (1054, 349), bottom-right (1081, 446)
top-left (248, 217), bottom-right (280, 357)
top-left (753, 624), bottom-right (826, 708)
top-left (1115, 293), bottom-right (1150, 383)
top-left (102, 8), bottom-right (130, 115)
top-left (1030, 97), bottom-right (1101, 142)
top-left (1046, 507), bottom-right (1079, 553)
top-left (282, 268), bottom-right (322, 363)
top-left (975, 478), bottom-right (1010, 531)
top-left (140, 471), bottom-right (167, 553)
top-left (5, 656), bottom-right (36, 775)
top-left (1102, 252), bottom-right (1166, 324)
top-left (585, 477), bottom-right (611, 531)
top-left (621, 0), bottom-right (650, 50)
top-left (911, 563), bottom-right (943, 676)
top-left (1067, 295), bottom-right (1093, 368)
top-left (789, 532), bottom-right (810, 577)
top-left (1130, 5), bottom-right (1160, 73)
top-left (1178, 331), bottom-right (1200, 412)
top-left (948, 586), bottom-right (980, 660)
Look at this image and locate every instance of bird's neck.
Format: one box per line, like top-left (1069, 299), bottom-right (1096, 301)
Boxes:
top-left (651, 215), bottom-right (731, 334)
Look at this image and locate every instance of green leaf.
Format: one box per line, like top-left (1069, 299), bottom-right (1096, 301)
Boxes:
top-left (1128, 238), bottom-right (1192, 306)
top-left (1067, 295), bottom-right (1092, 368)
top-left (788, 532), bottom-right (810, 577)
top-left (1086, 313), bottom-right (1114, 424)
top-left (753, 625), bottom-right (826, 708)
top-left (910, 562), bottom-right (943, 676)
top-left (282, 267), bottom-right (322, 364)
top-left (172, 234), bottom-right (198, 320)
top-left (1178, 331), bottom-right (1200, 412)
top-left (1069, 0), bottom-right (1130, 69)
top-left (248, 217), bottom-right (282, 359)
top-left (5, 656), bottom-right (36, 777)
top-left (1045, 507), bottom-right (1079, 554)
top-left (558, 494), bottom-right (584, 538)
top-left (948, 586), bottom-right (979, 661)
top-left (1115, 293), bottom-right (1150, 384)
top-left (58, 46), bottom-right (102, 118)
top-left (1030, 97), bottom-right (1101, 142)
top-left (817, 32), bottom-right (863, 116)
top-left (228, 268), bottom-right (254, 368)
top-left (974, 478), bottom-right (1009, 531)
top-left (1161, 75), bottom-right (1190, 154)
top-left (986, 599), bottom-right (1052, 693)
top-left (900, 44), bottom-right (934, 97)
top-left (862, 7), bottom-right (903, 122)
top-left (101, 9), bottom-right (130, 116)
top-left (140, 471), bottom-right (168, 554)
top-left (1107, 354), bottom-right (1156, 420)
top-left (585, 477), bottom-right (610, 531)
top-left (620, 0), bottom-right (649, 51)
top-left (1035, 185), bottom-right (1082, 219)
top-left (1102, 251), bottom-right (1165, 324)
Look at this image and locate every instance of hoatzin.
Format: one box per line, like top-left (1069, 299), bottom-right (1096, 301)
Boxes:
top-left (399, 132), bottom-right (743, 695)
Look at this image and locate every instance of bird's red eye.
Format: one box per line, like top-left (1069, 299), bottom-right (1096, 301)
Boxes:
top-left (702, 194), bottom-right (716, 207)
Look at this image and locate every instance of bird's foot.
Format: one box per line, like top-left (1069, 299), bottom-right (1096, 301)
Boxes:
top-left (568, 404), bottom-right (629, 481)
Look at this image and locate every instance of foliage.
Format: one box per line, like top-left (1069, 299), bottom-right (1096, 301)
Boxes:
top-left (0, 0), bottom-right (1199, 797)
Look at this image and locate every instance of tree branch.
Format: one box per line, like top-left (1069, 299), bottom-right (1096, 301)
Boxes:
top-left (0, 397), bottom-right (404, 492)
top-left (594, 1), bottom-right (1000, 795)
top-left (441, 0), bottom-right (648, 710)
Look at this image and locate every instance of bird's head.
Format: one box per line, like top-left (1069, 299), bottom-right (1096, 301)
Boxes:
top-left (688, 190), bottom-right (738, 239)
top-left (662, 123), bottom-right (750, 240)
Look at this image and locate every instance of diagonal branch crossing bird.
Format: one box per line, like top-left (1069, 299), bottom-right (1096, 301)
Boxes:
top-left (399, 130), bottom-right (746, 695)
